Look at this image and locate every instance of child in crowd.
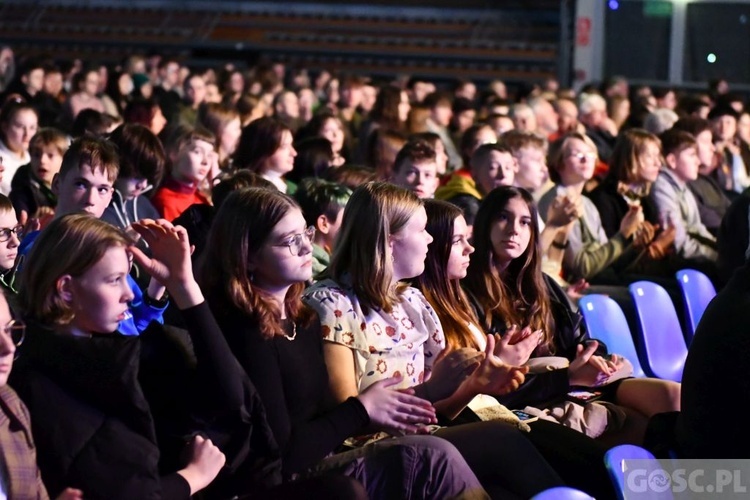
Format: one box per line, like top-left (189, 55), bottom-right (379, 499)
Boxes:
top-left (101, 123), bottom-right (164, 232)
top-left (501, 129), bottom-right (551, 200)
top-left (293, 178), bottom-right (351, 276)
top-left (464, 187), bottom-right (680, 445)
top-left (10, 127), bottom-right (68, 222)
top-left (390, 140), bottom-right (440, 199)
top-left (0, 195), bottom-right (21, 292)
top-left (436, 143), bottom-right (516, 228)
top-left (12, 214), bottom-right (226, 499)
top-left (151, 125), bottom-right (214, 221)
top-left (234, 117), bottom-right (298, 194)
top-left (0, 101), bottom-right (38, 195)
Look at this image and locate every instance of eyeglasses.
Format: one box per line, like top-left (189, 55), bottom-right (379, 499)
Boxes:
top-left (0, 225), bottom-right (23, 243)
top-left (3, 319), bottom-right (25, 348)
top-left (273, 226), bottom-right (316, 256)
top-left (567, 152), bottom-right (597, 163)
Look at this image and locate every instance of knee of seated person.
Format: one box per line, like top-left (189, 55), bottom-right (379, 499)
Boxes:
top-left (661, 380), bottom-right (681, 411)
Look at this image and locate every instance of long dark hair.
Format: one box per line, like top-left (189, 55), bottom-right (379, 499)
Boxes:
top-left (415, 200), bottom-right (481, 350)
top-left (463, 186), bottom-right (555, 353)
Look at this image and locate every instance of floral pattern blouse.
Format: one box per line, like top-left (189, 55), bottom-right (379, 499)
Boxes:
top-left (303, 277), bottom-right (446, 391)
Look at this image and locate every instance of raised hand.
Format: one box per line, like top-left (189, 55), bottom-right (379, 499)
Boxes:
top-left (357, 376), bottom-right (437, 435)
top-left (493, 325), bottom-right (542, 366)
top-left (129, 219), bottom-right (203, 309)
top-left (619, 204), bottom-right (642, 239)
top-left (462, 334), bottom-right (528, 396)
top-left (422, 347), bottom-right (483, 402)
top-left (546, 195), bottom-right (580, 228)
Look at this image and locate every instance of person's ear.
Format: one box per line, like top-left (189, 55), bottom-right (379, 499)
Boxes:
top-left (56, 275), bottom-right (74, 303)
top-left (316, 214), bottom-right (330, 235)
top-left (665, 152), bottom-right (677, 170)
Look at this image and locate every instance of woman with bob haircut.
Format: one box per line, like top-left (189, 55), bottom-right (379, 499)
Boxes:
top-left (234, 117), bottom-right (297, 193)
top-left (11, 214), bottom-right (228, 499)
top-left (586, 128), bottom-right (677, 277)
top-left (463, 186), bottom-right (681, 444)
top-left (198, 187), bottom-right (488, 500)
top-left (303, 182), bottom-right (591, 499)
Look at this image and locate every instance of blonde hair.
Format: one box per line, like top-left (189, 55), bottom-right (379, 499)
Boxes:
top-left (19, 214), bottom-right (129, 326)
top-left (328, 182), bottom-right (422, 313)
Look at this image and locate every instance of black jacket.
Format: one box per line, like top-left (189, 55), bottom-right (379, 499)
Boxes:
top-left (10, 322), bottom-right (189, 499)
top-left (11, 303), bottom-right (281, 499)
top-left (9, 164), bottom-right (56, 219)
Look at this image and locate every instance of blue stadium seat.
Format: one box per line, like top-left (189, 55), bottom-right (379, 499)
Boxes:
top-left (628, 281), bottom-right (688, 382)
top-left (675, 269), bottom-right (716, 343)
top-left (531, 486), bottom-right (595, 499)
top-left (579, 294), bottom-right (647, 378)
top-left (604, 445), bottom-right (660, 500)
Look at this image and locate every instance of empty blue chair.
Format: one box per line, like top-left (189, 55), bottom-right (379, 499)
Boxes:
top-left (675, 269), bottom-right (716, 342)
top-left (604, 445), bottom-right (666, 500)
top-left (628, 281), bottom-right (687, 382)
top-left (579, 294), bottom-right (647, 378)
top-left (531, 486), bottom-right (594, 500)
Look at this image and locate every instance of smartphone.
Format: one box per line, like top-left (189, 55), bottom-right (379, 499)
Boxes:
top-left (511, 409), bottom-right (539, 423)
top-left (567, 390), bottom-right (603, 404)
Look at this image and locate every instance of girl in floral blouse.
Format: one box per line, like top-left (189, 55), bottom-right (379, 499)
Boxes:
top-left (303, 182), bottom-right (615, 499)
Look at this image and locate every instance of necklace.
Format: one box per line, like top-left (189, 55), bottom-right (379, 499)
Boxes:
top-left (283, 320), bottom-right (297, 341)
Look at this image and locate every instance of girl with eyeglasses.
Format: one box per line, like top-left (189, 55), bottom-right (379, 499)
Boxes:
top-left (199, 187), bottom-right (488, 499)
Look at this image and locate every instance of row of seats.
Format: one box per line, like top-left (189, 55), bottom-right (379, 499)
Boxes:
top-left (0, 2), bottom-right (560, 85)
top-left (579, 269), bottom-right (717, 383)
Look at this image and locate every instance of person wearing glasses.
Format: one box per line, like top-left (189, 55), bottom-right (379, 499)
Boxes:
top-left (538, 132), bottom-right (645, 284)
top-left (0, 195), bottom-right (21, 293)
top-left (17, 136), bottom-right (168, 336)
